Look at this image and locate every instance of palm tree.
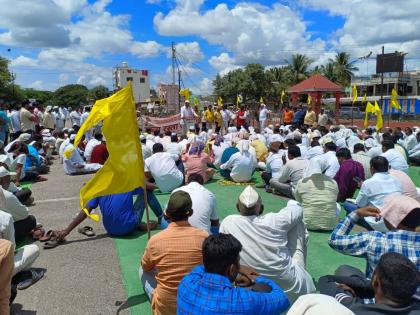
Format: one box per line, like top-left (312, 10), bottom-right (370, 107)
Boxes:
top-left (288, 54), bottom-right (313, 84)
top-left (322, 62), bottom-right (337, 82)
top-left (331, 52), bottom-right (358, 86)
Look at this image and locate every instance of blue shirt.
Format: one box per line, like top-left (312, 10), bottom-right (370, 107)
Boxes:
top-left (0, 110), bottom-right (10, 133)
top-left (25, 145), bottom-right (41, 169)
top-left (177, 265), bottom-right (289, 315)
top-left (87, 188), bottom-right (142, 236)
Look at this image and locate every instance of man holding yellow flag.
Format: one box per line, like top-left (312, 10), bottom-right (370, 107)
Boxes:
top-left (53, 84), bottom-right (165, 244)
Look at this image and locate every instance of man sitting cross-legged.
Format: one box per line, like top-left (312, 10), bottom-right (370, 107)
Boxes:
top-left (220, 186), bottom-right (315, 301)
top-left (319, 252), bottom-right (420, 314)
top-left (140, 191), bottom-right (208, 315)
top-left (177, 233), bottom-right (290, 315)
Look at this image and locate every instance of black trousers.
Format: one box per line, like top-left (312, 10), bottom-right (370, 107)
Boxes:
top-left (14, 188), bottom-right (32, 204)
top-left (409, 156), bottom-right (420, 166)
top-left (261, 172), bottom-right (272, 185)
top-left (14, 215), bottom-right (36, 242)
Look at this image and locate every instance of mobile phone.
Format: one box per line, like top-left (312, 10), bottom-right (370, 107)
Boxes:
top-left (353, 176), bottom-right (363, 183)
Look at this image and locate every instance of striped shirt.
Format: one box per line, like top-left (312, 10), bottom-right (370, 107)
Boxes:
top-left (329, 211), bottom-right (420, 278)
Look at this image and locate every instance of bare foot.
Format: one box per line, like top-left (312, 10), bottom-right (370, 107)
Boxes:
top-left (138, 221), bottom-right (158, 231)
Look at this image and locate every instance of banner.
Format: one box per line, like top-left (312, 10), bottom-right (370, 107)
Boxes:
top-left (140, 114), bottom-right (182, 132)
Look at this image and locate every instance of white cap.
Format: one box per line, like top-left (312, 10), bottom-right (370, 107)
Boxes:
top-left (140, 134), bottom-right (146, 141)
top-left (0, 166), bottom-right (16, 177)
top-left (70, 134), bottom-right (76, 141)
top-left (239, 186), bottom-right (259, 208)
top-left (18, 133), bottom-right (31, 142)
top-left (189, 125), bottom-right (195, 131)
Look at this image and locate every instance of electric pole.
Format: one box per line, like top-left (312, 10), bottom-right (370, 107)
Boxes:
top-left (172, 42), bottom-right (176, 85)
top-left (178, 70), bottom-right (181, 110)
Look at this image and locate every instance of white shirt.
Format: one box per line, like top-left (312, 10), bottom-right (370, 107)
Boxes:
top-left (141, 143), bottom-right (152, 160)
top-left (213, 143), bottom-right (230, 167)
top-left (356, 172), bottom-right (403, 208)
top-left (2, 188), bottom-right (29, 222)
top-left (165, 142), bottom-right (182, 157)
top-left (80, 112), bottom-right (89, 126)
top-left (381, 149), bottom-right (409, 173)
top-left (220, 204), bottom-right (315, 299)
top-left (0, 210), bottom-right (15, 247)
top-left (144, 152), bottom-right (183, 193)
top-left (173, 182), bottom-right (218, 233)
top-left (70, 111), bottom-right (81, 126)
top-left (277, 157), bottom-right (309, 188)
top-left (267, 133), bottom-right (283, 146)
top-left (10, 154), bottom-right (26, 180)
top-left (63, 144), bottom-right (85, 174)
top-left (368, 146), bottom-right (383, 158)
top-left (297, 144), bottom-right (308, 159)
top-left (9, 110), bottom-right (21, 133)
top-left (259, 108), bottom-right (268, 121)
top-left (322, 151), bottom-right (340, 178)
top-left (84, 138), bottom-right (101, 162)
top-left (59, 138), bottom-right (71, 158)
top-left (266, 152), bottom-right (283, 179)
top-left (221, 109), bottom-right (231, 122)
top-left (220, 151), bottom-right (256, 183)
top-left (180, 106), bottom-right (196, 123)
top-left (306, 146), bottom-right (324, 160)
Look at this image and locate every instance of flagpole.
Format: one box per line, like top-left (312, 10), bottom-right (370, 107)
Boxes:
top-left (143, 181), bottom-right (151, 240)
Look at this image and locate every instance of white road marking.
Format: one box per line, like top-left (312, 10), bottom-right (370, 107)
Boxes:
top-left (36, 196), bottom-right (80, 204)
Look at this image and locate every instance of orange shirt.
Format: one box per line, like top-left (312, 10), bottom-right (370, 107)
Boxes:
top-left (284, 110), bottom-right (294, 123)
top-left (141, 221), bottom-right (208, 315)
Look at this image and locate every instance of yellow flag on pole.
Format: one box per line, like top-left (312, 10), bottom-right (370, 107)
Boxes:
top-left (236, 95), bottom-right (243, 106)
top-left (260, 96), bottom-right (264, 103)
top-left (364, 101), bottom-right (375, 128)
top-left (362, 93), bottom-right (367, 103)
top-left (217, 97), bottom-right (223, 108)
top-left (374, 101), bottom-right (383, 130)
top-left (179, 89), bottom-right (191, 102)
top-left (352, 85), bottom-right (358, 104)
top-left (280, 90), bottom-right (286, 105)
top-left (67, 83), bottom-right (145, 220)
top-left (391, 88), bottom-right (401, 110)
top-left (307, 94), bottom-right (311, 108)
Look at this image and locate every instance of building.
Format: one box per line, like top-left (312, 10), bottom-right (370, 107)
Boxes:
top-left (157, 83), bottom-right (179, 112)
top-left (351, 71), bottom-right (420, 114)
top-left (113, 62), bottom-right (150, 103)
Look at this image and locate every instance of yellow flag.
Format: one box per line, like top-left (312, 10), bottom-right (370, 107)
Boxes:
top-left (260, 96), bottom-right (264, 103)
top-left (179, 88), bottom-right (190, 102)
top-left (280, 90), bottom-right (285, 105)
top-left (391, 88), bottom-right (401, 110)
top-left (236, 95), bottom-right (242, 106)
top-left (217, 97), bottom-right (223, 108)
top-left (364, 101), bottom-right (375, 128)
top-left (307, 94), bottom-right (311, 107)
top-left (374, 101), bottom-right (383, 130)
top-left (362, 94), bottom-right (367, 103)
top-left (352, 85), bottom-right (358, 104)
top-left (70, 84), bottom-right (145, 220)
top-left (193, 96), bottom-right (199, 106)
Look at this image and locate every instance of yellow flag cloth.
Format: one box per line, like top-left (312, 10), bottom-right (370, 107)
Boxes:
top-left (281, 90), bottom-right (285, 104)
top-left (70, 84), bottom-right (145, 219)
top-left (352, 85), bottom-right (358, 104)
top-left (391, 88), bottom-right (401, 110)
top-left (374, 101), bottom-right (383, 130)
top-left (236, 95), bottom-right (242, 106)
top-left (260, 96), bottom-right (264, 103)
top-left (307, 94), bottom-right (311, 107)
top-left (179, 89), bottom-right (190, 102)
top-left (193, 96), bottom-right (199, 105)
top-left (364, 101), bottom-right (375, 128)
top-left (362, 94), bottom-right (367, 103)
top-left (217, 97), bottom-right (223, 108)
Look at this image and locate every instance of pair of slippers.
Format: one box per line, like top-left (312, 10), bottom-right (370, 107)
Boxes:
top-left (39, 230), bottom-right (65, 249)
top-left (77, 226), bottom-right (95, 237)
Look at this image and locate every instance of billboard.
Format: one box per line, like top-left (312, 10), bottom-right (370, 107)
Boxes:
top-left (376, 53), bottom-right (404, 73)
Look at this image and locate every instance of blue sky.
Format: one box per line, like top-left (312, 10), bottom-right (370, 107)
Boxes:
top-left (0, 0), bottom-right (419, 94)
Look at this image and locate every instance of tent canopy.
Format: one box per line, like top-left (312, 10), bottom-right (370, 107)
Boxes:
top-left (288, 74), bottom-right (343, 94)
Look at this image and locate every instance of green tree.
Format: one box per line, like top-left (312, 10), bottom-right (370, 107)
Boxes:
top-left (24, 89), bottom-right (54, 103)
top-left (331, 52), bottom-right (358, 87)
top-left (288, 54), bottom-right (313, 84)
top-left (53, 84), bottom-right (89, 108)
top-left (0, 57), bottom-right (12, 88)
top-left (321, 62), bottom-right (338, 82)
top-left (88, 85), bottom-right (109, 101)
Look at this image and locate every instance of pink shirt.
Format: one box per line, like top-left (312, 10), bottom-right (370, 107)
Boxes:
top-left (182, 153), bottom-right (214, 183)
top-left (389, 169), bottom-right (420, 202)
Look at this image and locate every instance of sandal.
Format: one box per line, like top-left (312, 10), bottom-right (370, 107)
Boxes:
top-left (78, 226), bottom-right (95, 237)
top-left (16, 269), bottom-right (45, 290)
top-left (43, 238), bottom-right (65, 249)
top-left (31, 227), bottom-right (45, 241)
top-left (39, 230), bottom-right (56, 242)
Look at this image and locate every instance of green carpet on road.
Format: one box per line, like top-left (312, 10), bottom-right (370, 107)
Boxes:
top-left (114, 166), bottom-right (420, 314)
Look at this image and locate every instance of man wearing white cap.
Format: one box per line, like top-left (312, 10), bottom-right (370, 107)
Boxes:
top-left (180, 100), bottom-right (198, 135)
top-left (63, 134), bottom-right (102, 175)
top-left (220, 140), bottom-right (256, 183)
top-left (42, 106), bottom-right (55, 130)
top-left (220, 186), bottom-right (315, 301)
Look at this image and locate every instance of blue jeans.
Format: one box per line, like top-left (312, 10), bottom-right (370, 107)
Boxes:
top-left (133, 189), bottom-right (163, 222)
top-left (343, 201), bottom-right (358, 214)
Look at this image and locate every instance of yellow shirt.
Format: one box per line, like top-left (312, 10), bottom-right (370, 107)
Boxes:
top-left (214, 111), bottom-right (223, 125)
top-left (204, 109), bottom-right (214, 123)
top-left (251, 140), bottom-right (268, 162)
top-left (304, 111), bottom-right (316, 126)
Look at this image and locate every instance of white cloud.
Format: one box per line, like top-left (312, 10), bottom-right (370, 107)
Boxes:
top-left (195, 77), bottom-right (213, 95)
top-left (209, 53), bottom-right (241, 75)
top-left (11, 56), bottom-right (39, 67)
top-left (130, 41), bottom-right (164, 58)
top-left (174, 41), bottom-right (204, 64)
top-left (154, 1), bottom-right (326, 73)
top-left (29, 80), bottom-right (44, 89)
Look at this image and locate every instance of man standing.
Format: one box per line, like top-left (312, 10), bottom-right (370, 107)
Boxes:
top-left (220, 186), bottom-right (316, 301)
top-left (318, 108), bottom-right (329, 127)
top-left (140, 191), bottom-right (208, 315)
top-left (283, 107), bottom-right (294, 125)
top-left (19, 101), bottom-right (36, 134)
top-left (258, 103), bottom-right (269, 130)
top-left (9, 105), bottom-right (21, 141)
top-left (180, 100), bottom-right (197, 135)
top-left (221, 104), bottom-right (232, 135)
top-left (69, 107), bottom-right (82, 128)
top-left (173, 173), bottom-right (219, 234)
top-left (42, 106), bottom-right (55, 130)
